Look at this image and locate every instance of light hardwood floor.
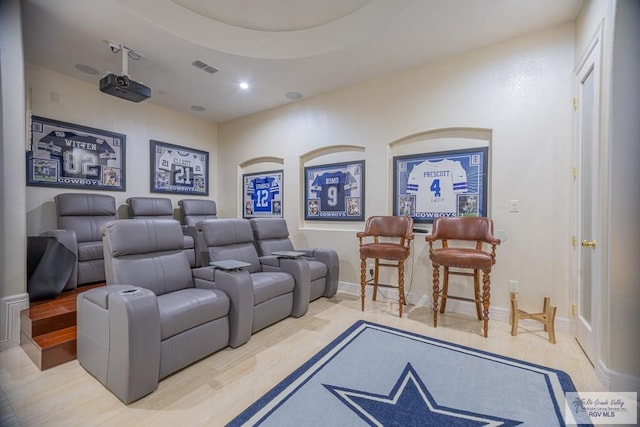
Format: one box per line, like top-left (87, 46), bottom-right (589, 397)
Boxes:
top-left (0, 293), bottom-right (604, 426)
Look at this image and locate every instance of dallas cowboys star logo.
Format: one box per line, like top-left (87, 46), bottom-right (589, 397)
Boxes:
top-left (324, 363), bottom-right (521, 426)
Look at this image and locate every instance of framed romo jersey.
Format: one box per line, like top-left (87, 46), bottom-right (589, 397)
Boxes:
top-left (393, 147), bottom-right (488, 223)
top-left (27, 116), bottom-right (126, 191)
top-left (304, 160), bottom-right (364, 221)
top-left (150, 140), bottom-right (209, 195)
top-left (242, 170), bottom-right (283, 218)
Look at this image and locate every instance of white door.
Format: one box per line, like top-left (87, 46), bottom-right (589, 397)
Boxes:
top-left (574, 33), bottom-right (601, 365)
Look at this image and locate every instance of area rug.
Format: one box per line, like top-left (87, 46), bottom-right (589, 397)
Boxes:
top-left (227, 320), bottom-right (589, 426)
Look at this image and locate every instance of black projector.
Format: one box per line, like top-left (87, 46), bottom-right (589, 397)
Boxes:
top-left (99, 73), bottom-right (151, 103)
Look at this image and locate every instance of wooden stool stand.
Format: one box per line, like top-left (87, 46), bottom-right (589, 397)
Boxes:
top-left (510, 292), bottom-right (557, 344)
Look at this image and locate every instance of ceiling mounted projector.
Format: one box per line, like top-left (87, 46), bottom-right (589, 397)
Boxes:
top-left (99, 43), bottom-right (151, 103)
top-left (100, 73), bottom-right (150, 103)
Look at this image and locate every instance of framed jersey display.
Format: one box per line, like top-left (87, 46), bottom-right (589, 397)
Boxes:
top-left (27, 116), bottom-right (126, 191)
top-left (242, 170), bottom-right (283, 218)
top-left (150, 140), bottom-right (209, 195)
top-left (393, 147), bottom-right (488, 223)
top-left (304, 160), bottom-right (364, 221)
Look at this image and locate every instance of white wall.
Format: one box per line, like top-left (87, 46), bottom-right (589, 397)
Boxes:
top-left (218, 24), bottom-right (576, 317)
top-left (608, 0), bottom-right (640, 384)
top-left (0, 0), bottom-right (29, 349)
top-left (25, 65), bottom-right (219, 235)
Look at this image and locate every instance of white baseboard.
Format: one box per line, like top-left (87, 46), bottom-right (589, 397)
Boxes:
top-left (337, 281), bottom-right (571, 333)
top-left (596, 360), bottom-right (640, 393)
top-left (0, 293), bottom-right (29, 351)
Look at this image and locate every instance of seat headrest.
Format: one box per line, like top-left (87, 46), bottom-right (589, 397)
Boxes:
top-left (250, 218), bottom-right (289, 240)
top-left (179, 199), bottom-right (217, 216)
top-left (127, 197), bottom-right (173, 218)
top-left (103, 219), bottom-right (184, 256)
top-left (55, 193), bottom-right (116, 216)
top-left (197, 218), bottom-right (253, 246)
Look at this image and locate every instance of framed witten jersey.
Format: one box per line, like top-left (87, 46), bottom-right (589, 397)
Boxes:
top-left (393, 147), bottom-right (488, 224)
top-left (304, 160), bottom-right (364, 221)
top-left (150, 140), bottom-right (209, 195)
top-left (27, 116), bottom-right (126, 191)
top-left (242, 170), bottom-right (283, 218)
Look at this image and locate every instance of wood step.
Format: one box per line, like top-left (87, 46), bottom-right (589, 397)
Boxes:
top-left (20, 326), bottom-right (77, 371)
top-left (20, 283), bottom-right (104, 370)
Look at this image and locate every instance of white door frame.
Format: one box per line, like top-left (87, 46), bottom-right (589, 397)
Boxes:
top-left (572, 24), bottom-right (604, 366)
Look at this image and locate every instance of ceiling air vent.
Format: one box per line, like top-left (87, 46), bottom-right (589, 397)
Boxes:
top-left (192, 60), bottom-right (218, 74)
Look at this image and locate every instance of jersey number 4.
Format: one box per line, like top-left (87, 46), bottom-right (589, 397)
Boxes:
top-left (430, 179), bottom-right (441, 197)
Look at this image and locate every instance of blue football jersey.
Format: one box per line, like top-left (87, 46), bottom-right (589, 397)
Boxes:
top-left (248, 176), bottom-right (280, 212)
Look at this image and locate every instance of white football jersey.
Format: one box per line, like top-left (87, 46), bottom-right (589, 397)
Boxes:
top-left (406, 159), bottom-right (467, 214)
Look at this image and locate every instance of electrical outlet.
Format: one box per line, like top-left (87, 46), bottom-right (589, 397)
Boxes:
top-left (509, 280), bottom-right (519, 293)
top-left (509, 200), bottom-right (520, 213)
top-left (368, 263), bottom-right (374, 278)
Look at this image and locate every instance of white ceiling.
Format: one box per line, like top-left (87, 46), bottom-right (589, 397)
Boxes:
top-left (21, 0), bottom-right (583, 123)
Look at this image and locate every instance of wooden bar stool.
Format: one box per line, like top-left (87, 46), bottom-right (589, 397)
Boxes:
top-left (426, 217), bottom-right (500, 337)
top-left (357, 216), bottom-right (414, 317)
top-left (510, 292), bottom-right (557, 344)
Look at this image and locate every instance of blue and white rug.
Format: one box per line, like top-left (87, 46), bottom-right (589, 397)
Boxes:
top-left (227, 320), bottom-right (589, 426)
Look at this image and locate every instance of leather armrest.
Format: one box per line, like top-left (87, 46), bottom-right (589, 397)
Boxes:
top-left (77, 286), bottom-right (161, 404)
top-left (258, 255), bottom-right (280, 267)
top-left (273, 258), bottom-right (311, 317)
top-left (305, 248), bottom-right (339, 298)
top-left (41, 229), bottom-right (78, 290)
top-left (191, 266), bottom-right (216, 282)
top-left (211, 269), bottom-right (254, 348)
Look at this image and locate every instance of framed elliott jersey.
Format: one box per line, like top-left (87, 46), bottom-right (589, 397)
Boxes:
top-left (304, 160), bottom-right (364, 221)
top-left (393, 147), bottom-right (488, 223)
top-left (150, 140), bottom-right (209, 195)
top-left (27, 116), bottom-right (126, 191)
top-left (242, 170), bottom-right (283, 218)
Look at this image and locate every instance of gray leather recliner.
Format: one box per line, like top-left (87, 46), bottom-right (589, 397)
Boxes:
top-left (76, 219), bottom-right (254, 404)
top-left (196, 218), bottom-right (310, 333)
top-left (126, 196), bottom-right (196, 267)
top-left (250, 218), bottom-right (339, 301)
top-left (178, 199), bottom-right (218, 267)
top-left (43, 193), bottom-right (116, 288)
top-left (178, 198), bottom-right (218, 226)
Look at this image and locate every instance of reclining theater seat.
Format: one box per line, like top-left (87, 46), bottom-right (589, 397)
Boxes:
top-left (76, 219), bottom-right (253, 404)
top-left (126, 196), bottom-right (196, 267)
top-left (178, 198), bottom-right (217, 267)
top-left (196, 218), bottom-right (311, 333)
top-left (48, 193), bottom-right (116, 287)
top-left (250, 218), bottom-right (339, 301)
top-left (178, 198), bottom-right (218, 226)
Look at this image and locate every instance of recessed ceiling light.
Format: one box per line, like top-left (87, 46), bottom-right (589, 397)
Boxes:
top-left (286, 91), bottom-right (303, 100)
top-left (191, 105), bottom-right (206, 111)
top-left (75, 64), bottom-right (99, 75)
top-left (239, 82), bottom-right (249, 90)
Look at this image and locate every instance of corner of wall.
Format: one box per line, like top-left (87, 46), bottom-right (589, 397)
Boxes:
top-left (0, 293), bottom-right (29, 351)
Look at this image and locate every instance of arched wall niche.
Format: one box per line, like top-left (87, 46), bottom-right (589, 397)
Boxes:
top-left (237, 156), bottom-right (284, 217)
top-left (387, 127), bottom-right (494, 225)
top-left (300, 144), bottom-right (365, 229)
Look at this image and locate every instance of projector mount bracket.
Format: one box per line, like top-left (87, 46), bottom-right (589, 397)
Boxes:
top-left (108, 42), bottom-right (142, 78)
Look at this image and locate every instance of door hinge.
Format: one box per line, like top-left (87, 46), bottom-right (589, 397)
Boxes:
top-left (572, 236), bottom-right (577, 247)
top-left (573, 167), bottom-right (578, 180)
top-left (571, 304), bottom-right (577, 316)
top-left (572, 98), bottom-right (579, 110)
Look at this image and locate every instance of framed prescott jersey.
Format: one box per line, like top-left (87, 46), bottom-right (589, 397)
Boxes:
top-left (304, 160), bottom-right (364, 221)
top-left (242, 170), bottom-right (283, 218)
top-left (393, 147), bottom-right (488, 223)
top-left (150, 140), bottom-right (209, 195)
top-left (27, 116), bottom-right (126, 191)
